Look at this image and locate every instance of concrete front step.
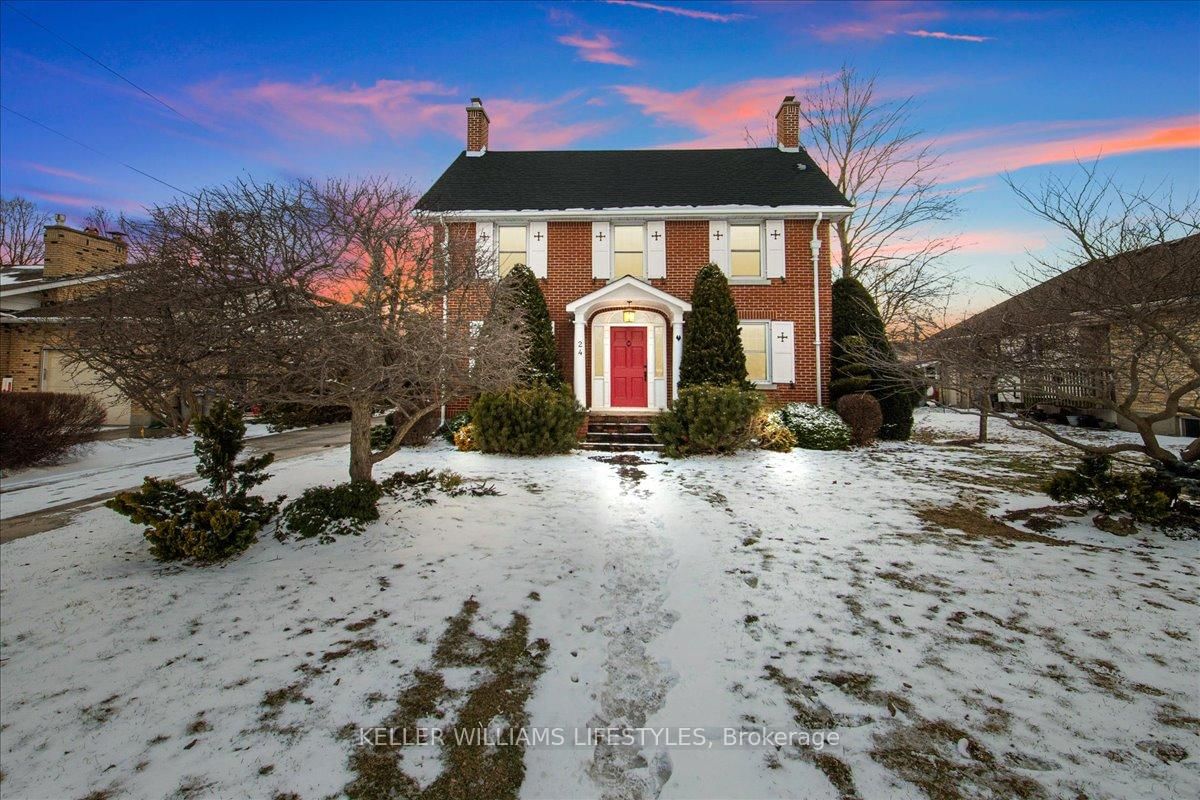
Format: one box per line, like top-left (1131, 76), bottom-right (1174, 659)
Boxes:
top-left (580, 441), bottom-right (665, 452)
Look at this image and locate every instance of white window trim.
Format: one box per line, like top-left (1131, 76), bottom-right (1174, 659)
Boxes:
top-left (609, 221), bottom-right (647, 282)
top-left (739, 319), bottom-right (773, 386)
top-left (729, 221), bottom-right (766, 282)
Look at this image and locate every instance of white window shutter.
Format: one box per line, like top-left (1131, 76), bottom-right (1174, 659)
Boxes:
top-left (476, 221), bottom-right (496, 277)
top-left (528, 221), bottom-right (548, 278)
top-left (709, 220), bottom-right (730, 275)
top-left (592, 221), bottom-right (611, 280)
top-left (646, 220), bottom-right (666, 279)
top-left (770, 321), bottom-right (795, 384)
top-left (765, 219), bottom-right (786, 279)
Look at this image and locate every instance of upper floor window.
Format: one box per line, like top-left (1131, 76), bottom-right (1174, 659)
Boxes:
top-left (498, 225), bottom-right (526, 276)
top-left (613, 224), bottom-right (645, 279)
top-left (730, 224), bottom-right (762, 278)
top-left (740, 321), bottom-right (769, 383)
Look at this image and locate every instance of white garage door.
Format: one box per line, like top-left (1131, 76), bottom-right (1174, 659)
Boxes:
top-left (40, 350), bottom-right (130, 426)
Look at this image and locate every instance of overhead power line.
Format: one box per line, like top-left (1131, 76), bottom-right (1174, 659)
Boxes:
top-left (0, 103), bottom-right (195, 198)
top-left (3, 1), bottom-right (207, 131)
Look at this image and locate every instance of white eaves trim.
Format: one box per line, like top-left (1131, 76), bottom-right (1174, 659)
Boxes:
top-left (0, 272), bottom-right (116, 297)
top-left (425, 204), bottom-right (854, 222)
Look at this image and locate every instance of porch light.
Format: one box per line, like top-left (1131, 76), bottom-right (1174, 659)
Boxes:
top-left (622, 302), bottom-right (636, 323)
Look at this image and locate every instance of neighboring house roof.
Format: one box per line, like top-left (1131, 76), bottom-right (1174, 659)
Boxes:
top-left (0, 271), bottom-right (116, 297)
top-left (416, 147), bottom-right (852, 214)
top-left (0, 265), bottom-right (46, 286)
top-left (933, 233), bottom-right (1200, 340)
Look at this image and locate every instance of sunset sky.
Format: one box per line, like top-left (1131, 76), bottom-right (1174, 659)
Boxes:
top-left (1, 0), bottom-right (1197, 311)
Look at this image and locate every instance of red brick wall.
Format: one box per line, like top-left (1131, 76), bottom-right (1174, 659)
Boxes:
top-left (447, 217), bottom-right (833, 409)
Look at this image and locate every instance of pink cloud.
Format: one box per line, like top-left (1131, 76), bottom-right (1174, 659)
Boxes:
top-left (23, 163), bottom-right (97, 184)
top-left (906, 29), bottom-right (990, 42)
top-left (605, 0), bottom-right (748, 23)
top-left (22, 189), bottom-right (142, 213)
top-left (810, 1), bottom-right (946, 41)
top-left (616, 75), bottom-right (824, 148)
top-left (556, 33), bottom-right (636, 67)
top-left (185, 78), bottom-right (608, 151)
top-left (942, 116), bottom-right (1200, 182)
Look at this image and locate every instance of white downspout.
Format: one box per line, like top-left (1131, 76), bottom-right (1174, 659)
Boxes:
top-left (440, 218), bottom-right (449, 426)
top-left (811, 213), bottom-right (824, 406)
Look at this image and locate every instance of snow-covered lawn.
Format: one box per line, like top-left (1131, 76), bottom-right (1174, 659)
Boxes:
top-left (1, 409), bottom-right (1196, 799)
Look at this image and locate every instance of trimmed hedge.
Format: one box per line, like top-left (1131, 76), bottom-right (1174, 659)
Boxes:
top-left (774, 403), bottom-right (851, 451)
top-left (652, 384), bottom-right (762, 457)
top-left (471, 383), bottom-right (584, 455)
top-left (0, 391), bottom-right (104, 470)
top-left (836, 393), bottom-right (883, 447)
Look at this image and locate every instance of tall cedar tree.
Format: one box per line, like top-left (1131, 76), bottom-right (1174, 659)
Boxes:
top-left (831, 277), bottom-right (915, 440)
top-left (679, 263), bottom-right (748, 387)
top-left (502, 264), bottom-right (562, 386)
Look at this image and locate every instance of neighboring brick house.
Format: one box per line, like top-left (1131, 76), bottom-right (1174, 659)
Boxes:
top-left (416, 97), bottom-right (852, 414)
top-left (931, 234), bottom-right (1200, 437)
top-left (0, 218), bottom-right (136, 425)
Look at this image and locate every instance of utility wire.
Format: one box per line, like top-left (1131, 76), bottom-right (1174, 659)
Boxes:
top-left (2, 1), bottom-right (207, 131)
top-left (0, 103), bottom-right (195, 198)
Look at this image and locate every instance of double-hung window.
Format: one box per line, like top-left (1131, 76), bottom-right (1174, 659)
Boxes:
top-left (613, 224), bottom-right (645, 279)
top-left (498, 225), bottom-right (527, 276)
top-left (730, 223), bottom-right (763, 278)
top-left (740, 321), bottom-right (770, 383)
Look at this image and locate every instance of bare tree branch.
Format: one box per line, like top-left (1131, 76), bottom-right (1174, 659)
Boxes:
top-left (1, 195), bottom-right (52, 266)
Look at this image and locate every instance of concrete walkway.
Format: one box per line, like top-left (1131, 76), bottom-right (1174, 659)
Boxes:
top-left (0, 423), bottom-right (359, 543)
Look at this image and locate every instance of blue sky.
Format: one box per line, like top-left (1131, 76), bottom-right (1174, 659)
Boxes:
top-left (2, 0), bottom-right (1197, 310)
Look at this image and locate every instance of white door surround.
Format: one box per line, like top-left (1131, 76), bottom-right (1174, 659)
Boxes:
top-left (565, 276), bottom-right (691, 411)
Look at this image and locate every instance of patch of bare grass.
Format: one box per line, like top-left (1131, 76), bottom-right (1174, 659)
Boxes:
top-left (916, 504), bottom-right (1070, 547)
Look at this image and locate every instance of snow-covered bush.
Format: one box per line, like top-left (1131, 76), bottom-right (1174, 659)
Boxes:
top-left (652, 384), bottom-right (762, 457)
top-left (107, 401), bottom-right (281, 562)
top-left (775, 403), bottom-right (851, 451)
top-left (280, 480), bottom-right (382, 543)
top-left (0, 391), bottom-right (104, 470)
top-left (471, 383), bottom-right (583, 455)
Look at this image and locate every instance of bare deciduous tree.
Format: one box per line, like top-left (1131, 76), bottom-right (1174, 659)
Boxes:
top-left (917, 161), bottom-right (1200, 467)
top-left (60, 177), bottom-right (526, 481)
top-left (799, 67), bottom-right (961, 335)
top-left (1, 195), bottom-right (52, 266)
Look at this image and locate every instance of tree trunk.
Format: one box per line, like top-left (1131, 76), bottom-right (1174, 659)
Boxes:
top-left (349, 401), bottom-right (374, 483)
top-left (977, 389), bottom-right (991, 443)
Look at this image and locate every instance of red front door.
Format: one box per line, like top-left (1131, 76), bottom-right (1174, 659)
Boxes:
top-left (610, 326), bottom-right (648, 407)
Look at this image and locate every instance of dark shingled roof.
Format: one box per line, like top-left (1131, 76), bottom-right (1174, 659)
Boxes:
top-left (933, 233), bottom-right (1200, 340)
top-left (416, 147), bottom-right (851, 212)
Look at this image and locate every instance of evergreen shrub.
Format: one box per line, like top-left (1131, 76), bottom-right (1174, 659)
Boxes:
top-left (775, 403), bottom-right (852, 451)
top-left (652, 384), bottom-right (762, 457)
top-left (471, 383), bottom-right (583, 455)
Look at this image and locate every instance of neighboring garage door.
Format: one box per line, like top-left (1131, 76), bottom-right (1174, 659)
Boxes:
top-left (40, 350), bottom-right (130, 426)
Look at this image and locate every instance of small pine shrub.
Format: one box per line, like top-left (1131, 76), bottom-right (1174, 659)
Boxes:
top-left (836, 393), bottom-right (883, 447)
top-left (107, 401), bottom-right (281, 563)
top-left (453, 423), bottom-right (479, 452)
top-left (0, 391), bottom-right (105, 470)
top-left (756, 416), bottom-right (797, 452)
top-left (280, 480), bottom-right (383, 542)
top-left (441, 412), bottom-right (472, 444)
top-left (775, 403), bottom-right (851, 451)
top-left (1045, 455), bottom-right (1179, 524)
top-left (257, 403), bottom-right (350, 432)
top-left (652, 384), bottom-right (762, 457)
top-left (471, 383), bottom-right (584, 455)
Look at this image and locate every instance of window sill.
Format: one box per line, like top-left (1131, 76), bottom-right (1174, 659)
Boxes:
top-left (751, 382), bottom-right (777, 390)
top-left (729, 278), bottom-right (771, 286)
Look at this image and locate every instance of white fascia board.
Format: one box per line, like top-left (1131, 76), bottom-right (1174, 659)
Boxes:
top-left (423, 205), bottom-right (854, 222)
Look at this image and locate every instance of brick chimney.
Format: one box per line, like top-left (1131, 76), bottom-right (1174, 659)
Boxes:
top-left (43, 219), bottom-right (127, 279)
top-left (775, 95), bottom-right (801, 152)
top-left (466, 97), bottom-right (489, 156)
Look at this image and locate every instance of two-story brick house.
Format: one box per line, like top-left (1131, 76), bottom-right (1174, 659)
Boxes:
top-left (416, 96), bottom-right (852, 413)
